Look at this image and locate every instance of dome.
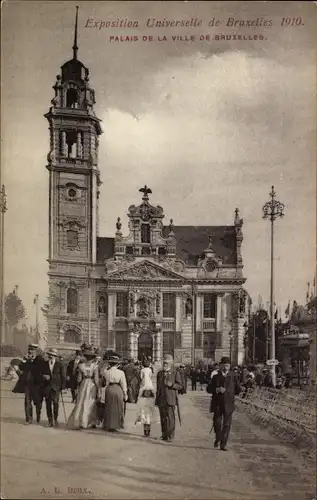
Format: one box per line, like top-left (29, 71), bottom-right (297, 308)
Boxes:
top-left (61, 58), bottom-right (88, 84)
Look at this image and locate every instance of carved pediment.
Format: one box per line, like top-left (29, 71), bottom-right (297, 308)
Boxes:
top-left (107, 260), bottom-right (184, 281)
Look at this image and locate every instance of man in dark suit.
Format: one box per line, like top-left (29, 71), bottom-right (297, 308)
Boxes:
top-left (66, 349), bottom-right (82, 403)
top-left (155, 354), bottom-right (183, 442)
top-left (209, 356), bottom-right (241, 451)
top-left (177, 364), bottom-right (187, 394)
top-left (13, 343), bottom-right (45, 424)
top-left (123, 359), bottom-right (140, 403)
top-left (41, 348), bottom-right (66, 427)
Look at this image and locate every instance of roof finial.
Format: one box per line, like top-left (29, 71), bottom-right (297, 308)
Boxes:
top-left (139, 185), bottom-right (152, 202)
top-left (208, 232), bottom-right (213, 249)
top-left (73, 6), bottom-right (79, 60)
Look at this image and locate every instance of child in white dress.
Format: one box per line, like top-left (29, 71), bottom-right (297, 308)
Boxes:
top-left (135, 360), bottom-right (158, 437)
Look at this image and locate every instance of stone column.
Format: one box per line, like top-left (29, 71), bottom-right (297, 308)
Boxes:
top-left (237, 317), bottom-right (246, 365)
top-left (222, 293), bottom-right (227, 321)
top-left (61, 131), bottom-right (67, 156)
top-left (108, 293), bottom-right (116, 349)
top-left (77, 131), bottom-right (82, 158)
top-left (216, 294), bottom-right (222, 332)
top-left (155, 324), bottom-right (162, 362)
top-left (175, 294), bottom-right (182, 331)
top-left (196, 294), bottom-right (202, 331)
top-left (128, 328), bottom-right (134, 360)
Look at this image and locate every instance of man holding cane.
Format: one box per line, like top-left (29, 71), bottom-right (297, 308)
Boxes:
top-left (209, 356), bottom-right (241, 451)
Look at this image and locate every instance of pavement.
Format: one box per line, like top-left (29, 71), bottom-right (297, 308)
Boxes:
top-left (1, 381), bottom-right (316, 500)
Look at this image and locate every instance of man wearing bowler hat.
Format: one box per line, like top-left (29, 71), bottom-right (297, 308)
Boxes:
top-left (155, 354), bottom-right (183, 442)
top-left (41, 348), bottom-right (66, 427)
top-left (13, 343), bottom-right (45, 424)
top-left (209, 356), bottom-right (241, 451)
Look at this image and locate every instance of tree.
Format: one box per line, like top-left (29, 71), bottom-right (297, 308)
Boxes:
top-left (5, 290), bottom-right (26, 327)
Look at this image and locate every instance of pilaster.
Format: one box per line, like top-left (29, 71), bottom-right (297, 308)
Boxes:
top-left (216, 294), bottom-right (222, 332)
top-left (155, 324), bottom-right (162, 362)
top-left (175, 293), bottom-right (182, 331)
top-left (237, 317), bottom-right (246, 365)
top-left (196, 294), bottom-right (202, 330)
top-left (108, 293), bottom-right (116, 349)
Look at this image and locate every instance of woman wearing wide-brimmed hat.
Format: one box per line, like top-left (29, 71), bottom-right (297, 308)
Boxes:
top-left (101, 354), bottom-right (128, 432)
top-left (66, 345), bottom-right (100, 430)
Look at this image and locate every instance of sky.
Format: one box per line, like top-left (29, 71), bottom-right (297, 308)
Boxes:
top-left (2, 1), bottom-right (316, 330)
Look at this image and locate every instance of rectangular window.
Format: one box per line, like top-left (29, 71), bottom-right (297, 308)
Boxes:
top-left (141, 247), bottom-right (151, 255)
top-left (67, 288), bottom-right (78, 314)
top-left (67, 230), bottom-right (78, 248)
top-left (163, 293), bottom-right (176, 318)
top-left (203, 294), bottom-right (217, 318)
top-left (195, 332), bottom-right (202, 348)
top-left (116, 331), bottom-right (129, 359)
top-left (175, 332), bottom-right (182, 349)
top-left (126, 246), bottom-right (133, 255)
top-left (116, 292), bottom-right (128, 317)
top-left (163, 331), bottom-right (174, 356)
top-left (141, 224), bottom-right (151, 243)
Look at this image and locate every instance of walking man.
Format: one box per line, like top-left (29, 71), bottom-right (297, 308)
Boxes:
top-left (13, 343), bottom-right (45, 424)
top-left (41, 348), bottom-right (66, 427)
top-left (209, 356), bottom-right (241, 451)
top-left (155, 354), bottom-right (183, 442)
top-left (66, 349), bottom-right (82, 403)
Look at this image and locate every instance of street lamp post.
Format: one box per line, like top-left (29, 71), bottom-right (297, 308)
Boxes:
top-left (0, 185), bottom-right (7, 344)
top-left (191, 281), bottom-right (196, 366)
top-left (262, 185), bottom-right (285, 387)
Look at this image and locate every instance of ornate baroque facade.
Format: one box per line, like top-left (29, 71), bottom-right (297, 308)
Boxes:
top-left (45, 17), bottom-right (249, 364)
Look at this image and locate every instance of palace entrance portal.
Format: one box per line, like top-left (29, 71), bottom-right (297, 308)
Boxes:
top-left (138, 333), bottom-right (153, 361)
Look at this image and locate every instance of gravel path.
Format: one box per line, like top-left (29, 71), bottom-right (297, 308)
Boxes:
top-left (1, 382), bottom-right (315, 500)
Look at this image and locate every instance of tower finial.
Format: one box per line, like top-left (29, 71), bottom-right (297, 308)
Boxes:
top-left (73, 6), bottom-right (79, 60)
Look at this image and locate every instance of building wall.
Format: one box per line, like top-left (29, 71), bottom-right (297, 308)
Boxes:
top-left (48, 274), bottom-right (246, 365)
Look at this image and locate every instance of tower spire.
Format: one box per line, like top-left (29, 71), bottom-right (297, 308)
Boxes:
top-left (73, 5), bottom-right (79, 60)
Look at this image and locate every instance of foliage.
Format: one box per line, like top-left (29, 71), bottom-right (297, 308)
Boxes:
top-left (5, 292), bottom-right (25, 326)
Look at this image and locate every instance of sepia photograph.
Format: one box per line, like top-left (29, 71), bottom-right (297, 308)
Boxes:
top-left (1, 1), bottom-right (316, 499)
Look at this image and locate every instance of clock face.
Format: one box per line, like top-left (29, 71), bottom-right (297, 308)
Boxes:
top-left (206, 260), bottom-right (216, 272)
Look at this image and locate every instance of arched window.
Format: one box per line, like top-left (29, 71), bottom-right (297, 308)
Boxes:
top-left (67, 288), bottom-right (78, 314)
top-left (141, 224), bottom-right (151, 243)
top-left (66, 88), bottom-right (79, 108)
top-left (64, 328), bottom-right (80, 344)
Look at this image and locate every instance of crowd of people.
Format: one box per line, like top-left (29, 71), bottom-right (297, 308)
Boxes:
top-left (12, 343), bottom-right (185, 442)
top-left (186, 362), bottom-right (292, 394)
top-left (13, 343), bottom-right (284, 450)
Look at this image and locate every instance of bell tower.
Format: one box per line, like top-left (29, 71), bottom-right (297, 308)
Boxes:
top-left (45, 7), bottom-right (102, 349)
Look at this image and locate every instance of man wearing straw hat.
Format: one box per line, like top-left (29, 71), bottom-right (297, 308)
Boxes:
top-left (155, 353), bottom-right (183, 442)
top-left (41, 348), bottom-right (66, 427)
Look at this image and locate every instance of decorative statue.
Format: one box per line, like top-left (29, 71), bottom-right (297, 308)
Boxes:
top-left (137, 297), bottom-right (149, 318)
top-left (156, 293), bottom-right (161, 314)
top-left (129, 292), bottom-right (134, 314)
top-left (239, 292), bottom-right (246, 315)
top-left (185, 297), bottom-right (193, 316)
top-left (98, 296), bottom-right (106, 314)
top-left (116, 217), bottom-right (122, 232)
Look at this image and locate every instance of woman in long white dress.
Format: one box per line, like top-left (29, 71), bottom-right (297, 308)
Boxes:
top-left (66, 348), bottom-right (100, 430)
top-left (134, 360), bottom-right (157, 437)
